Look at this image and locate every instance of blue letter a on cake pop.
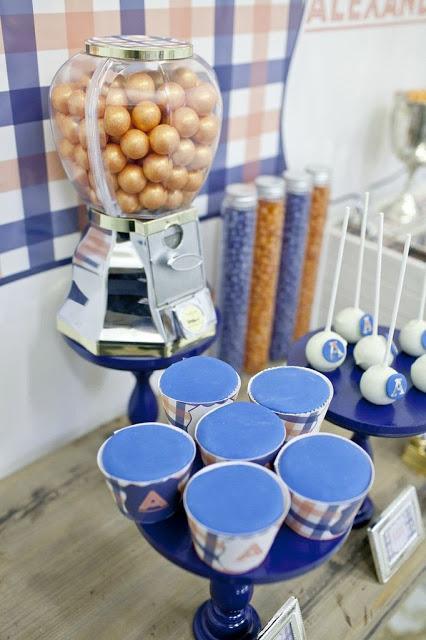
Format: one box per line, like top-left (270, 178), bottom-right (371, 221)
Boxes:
top-left (386, 373), bottom-right (407, 400)
top-left (322, 338), bottom-right (346, 363)
top-left (360, 313), bottom-right (373, 336)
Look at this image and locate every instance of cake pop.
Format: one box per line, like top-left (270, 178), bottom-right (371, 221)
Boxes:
top-left (334, 193), bottom-right (373, 343)
top-left (399, 267), bottom-right (426, 357)
top-left (305, 207), bottom-right (350, 372)
top-left (360, 234), bottom-right (411, 405)
top-left (411, 354), bottom-right (426, 392)
top-left (354, 213), bottom-right (395, 370)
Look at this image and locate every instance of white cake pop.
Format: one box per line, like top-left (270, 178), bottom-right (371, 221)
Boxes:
top-left (334, 307), bottom-right (373, 344)
top-left (360, 364), bottom-right (407, 405)
top-left (399, 267), bottom-right (426, 357)
top-left (305, 207), bottom-right (350, 372)
top-left (354, 213), bottom-right (395, 370)
top-left (334, 193), bottom-right (373, 343)
top-left (411, 354), bottom-right (426, 392)
top-left (360, 234), bottom-right (411, 405)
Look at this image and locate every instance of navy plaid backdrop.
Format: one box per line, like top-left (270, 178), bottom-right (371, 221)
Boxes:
top-left (0, 0), bottom-right (305, 286)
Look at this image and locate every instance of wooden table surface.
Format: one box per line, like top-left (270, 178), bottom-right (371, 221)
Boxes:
top-left (0, 415), bottom-right (424, 640)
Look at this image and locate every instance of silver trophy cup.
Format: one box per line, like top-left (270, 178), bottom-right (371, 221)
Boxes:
top-left (384, 91), bottom-right (426, 225)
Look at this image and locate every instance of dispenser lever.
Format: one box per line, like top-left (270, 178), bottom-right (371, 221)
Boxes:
top-left (167, 253), bottom-right (203, 272)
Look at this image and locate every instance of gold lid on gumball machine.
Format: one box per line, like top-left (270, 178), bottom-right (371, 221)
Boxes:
top-left (85, 35), bottom-right (193, 61)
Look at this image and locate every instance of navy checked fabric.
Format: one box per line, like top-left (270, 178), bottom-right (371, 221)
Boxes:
top-left (0, 0), bottom-right (306, 285)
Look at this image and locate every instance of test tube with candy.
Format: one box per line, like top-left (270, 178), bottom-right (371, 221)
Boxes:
top-left (219, 184), bottom-right (257, 371)
top-left (270, 171), bottom-right (311, 361)
top-left (294, 165), bottom-right (330, 339)
top-left (244, 176), bottom-right (285, 374)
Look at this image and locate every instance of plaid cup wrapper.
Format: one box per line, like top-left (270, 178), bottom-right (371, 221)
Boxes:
top-left (248, 368), bottom-right (333, 441)
top-left (104, 465), bottom-right (192, 524)
top-left (97, 426), bottom-right (195, 524)
top-left (283, 491), bottom-right (365, 540)
top-left (186, 513), bottom-right (283, 574)
top-left (184, 467), bottom-right (291, 574)
top-left (159, 375), bottom-right (241, 438)
top-left (274, 436), bottom-right (375, 540)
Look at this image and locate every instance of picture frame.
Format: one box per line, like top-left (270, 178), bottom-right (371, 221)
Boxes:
top-left (367, 485), bottom-right (424, 584)
top-left (257, 596), bottom-right (306, 640)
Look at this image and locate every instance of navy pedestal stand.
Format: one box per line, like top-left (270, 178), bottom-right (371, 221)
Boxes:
top-left (139, 507), bottom-right (350, 640)
top-left (64, 334), bottom-right (217, 424)
top-left (288, 327), bottom-right (426, 527)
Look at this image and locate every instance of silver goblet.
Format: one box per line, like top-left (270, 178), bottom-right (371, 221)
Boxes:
top-left (384, 90), bottom-right (426, 225)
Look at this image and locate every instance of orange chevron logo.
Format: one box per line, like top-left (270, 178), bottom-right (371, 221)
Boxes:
top-left (237, 543), bottom-right (263, 561)
top-left (138, 490), bottom-right (168, 512)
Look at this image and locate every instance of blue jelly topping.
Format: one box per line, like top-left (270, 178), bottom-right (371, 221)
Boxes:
top-left (196, 402), bottom-right (285, 459)
top-left (160, 356), bottom-right (239, 403)
top-left (101, 424), bottom-right (195, 482)
top-left (277, 435), bottom-right (372, 502)
top-left (250, 367), bottom-right (330, 414)
top-left (186, 464), bottom-right (285, 534)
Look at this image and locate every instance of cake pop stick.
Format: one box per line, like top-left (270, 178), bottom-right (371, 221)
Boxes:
top-left (399, 265), bottom-right (426, 356)
top-left (360, 234), bottom-right (411, 405)
top-left (384, 234), bottom-right (411, 366)
top-left (305, 207), bottom-right (350, 372)
top-left (326, 206), bottom-right (350, 332)
top-left (354, 192), bottom-right (369, 310)
top-left (334, 193), bottom-right (372, 342)
top-left (372, 211), bottom-right (383, 337)
top-left (353, 213), bottom-right (395, 370)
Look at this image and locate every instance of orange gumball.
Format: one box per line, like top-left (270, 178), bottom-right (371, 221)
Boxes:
top-left (186, 82), bottom-right (217, 116)
top-left (140, 183), bottom-right (167, 210)
top-left (172, 107), bottom-right (199, 138)
top-left (68, 89), bottom-right (86, 119)
top-left (147, 70), bottom-right (164, 89)
top-left (74, 144), bottom-right (89, 171)
top-left (106, 88), bottom-right (128, 107)
top-left (142, 154), bottom-right (172, 183)
top-left (59, 138), bottom-right (75, 160)
top-left (171, 138), bottom-right (195, 167)
top-left (104, 105), bottom-right (131, 137)
top-left (97, 95), bottom-right (106, 118)
top-left (182, 190), bottom-right (197, 206)
top-left (149, 124), bottom-right (180, 155)
top-left (116, 189), bottom-right (140, 215)
top-left (117, 164), bottom-right (147, 194)
top-left (172, 67), bottom-right (199, 90)
top-left (120, 129), bottom-right (149, 160)
top-left (52, 83), bottom-right (74, 114)
top-left (164, 166), bottom-right (188, 191)
top-left (185, 170), bottom-right (204, 192)
top-left (131, 100), bottom-right (162, 132)
top-left (63, 116), bottom-right (80, 144)
top-left (103, 143), bottom-right (127, 174)
top-left (188, 145), bottom-right (212, 171)
top-left (166, 189), bottom-right (184, 209)
top-left (193, 113), bottom-right (220, 145)
top-left (125, 72), bottom-right (155, 103)
top-left (156, 82), bottom-right (186, 111)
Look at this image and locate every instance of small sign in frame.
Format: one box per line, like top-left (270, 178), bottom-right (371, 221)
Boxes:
top-left (368, 485), bottom-right (424, 584)
top-left (257, 596), bottom-right (306, 640)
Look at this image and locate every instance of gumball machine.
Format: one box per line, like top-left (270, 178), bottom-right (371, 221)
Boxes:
top-left (50, 36), bottom-right (221, 356)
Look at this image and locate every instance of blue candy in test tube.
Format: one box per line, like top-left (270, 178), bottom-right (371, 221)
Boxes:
top-left (218, 184), bottom-right (257, 372)
top-left (270, 172), bottom-right (312, 361)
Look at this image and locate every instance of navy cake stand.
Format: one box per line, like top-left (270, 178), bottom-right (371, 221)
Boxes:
top-left (64, 333), bottom-right (216, 424)
top-left (287, 328), bottom-right (426, 527)
top-left (138, 507), bottom-right (350, 640)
